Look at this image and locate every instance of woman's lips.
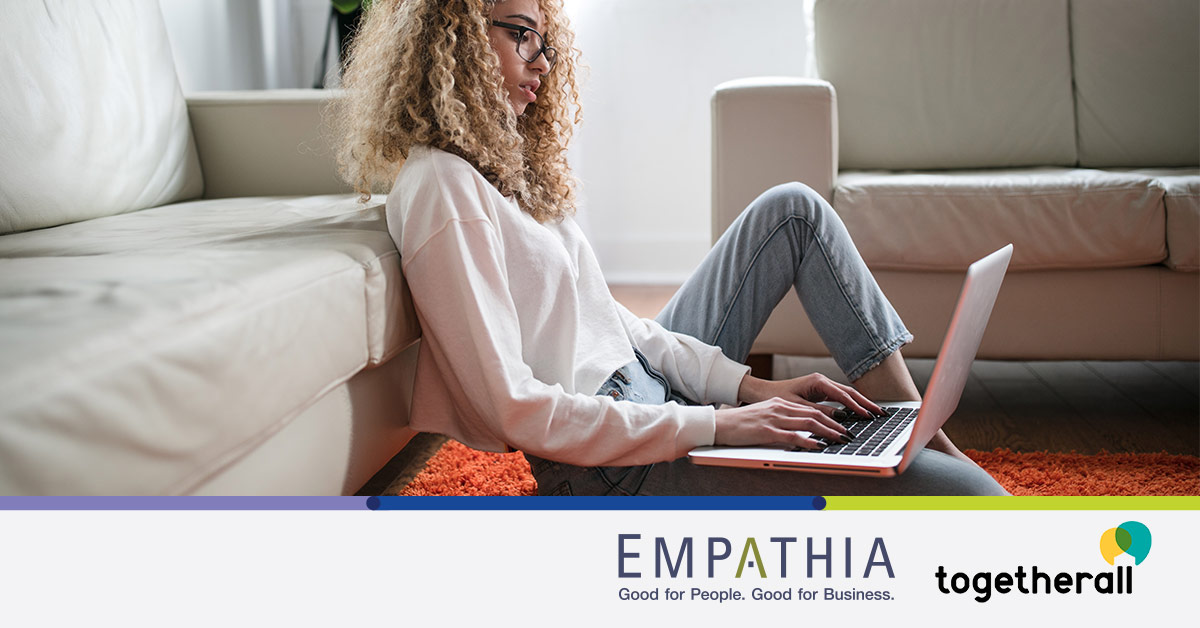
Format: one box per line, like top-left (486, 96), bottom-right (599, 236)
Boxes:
top-left (520, 82), bottom-right (539, 102)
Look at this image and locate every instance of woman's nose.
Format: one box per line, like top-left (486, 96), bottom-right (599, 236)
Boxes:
top-left (529, 50), bottom-right (550, 74)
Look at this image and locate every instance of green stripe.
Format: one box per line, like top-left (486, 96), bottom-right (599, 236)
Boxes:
top-left (825, 497), bottom-right (1200, 510)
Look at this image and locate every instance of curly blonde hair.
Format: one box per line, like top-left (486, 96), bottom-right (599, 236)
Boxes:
top-left (333, 0), bottom-right (581, 223)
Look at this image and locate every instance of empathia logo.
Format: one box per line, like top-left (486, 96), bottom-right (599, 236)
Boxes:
top-left (1100, 521), bottom-right (1151, 565)
top-left (935, 521), bottom-right (1150, 602)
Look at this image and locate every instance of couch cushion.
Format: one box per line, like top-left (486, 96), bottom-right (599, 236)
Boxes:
top-left (814, 0), bottom-right (1077, 170)
top-left (1121, 169), bottom-right (1200, 271)
top-left (1159, 173), bottom-right (1200, 272)
top-left (833, 169), bottom-right (1166, 271)
top-left (0, 1), bottom-right (203, 235)
top-left (1072, 0), bottom-right (1200, 167)
top-left (0, 196), bottom-right (418, 494)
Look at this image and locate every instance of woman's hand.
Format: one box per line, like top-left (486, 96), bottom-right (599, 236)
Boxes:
top-left (714, 398), bottom-right (852, 450)
top-left (737, 373), bottom-right (884, 420)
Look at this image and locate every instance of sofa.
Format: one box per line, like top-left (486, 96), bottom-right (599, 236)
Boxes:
top-left (712, 0), bottom-right (1199, 362)
top-left (0, 1), bottom-right (420, 495)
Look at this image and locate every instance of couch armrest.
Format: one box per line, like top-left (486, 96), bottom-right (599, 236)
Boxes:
top-left (187, 90), bottom-right (352, 199)
top-left (711, 77), bottom-right (838, 242)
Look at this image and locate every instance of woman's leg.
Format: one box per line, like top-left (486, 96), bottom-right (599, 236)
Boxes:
top-left (655, 182), bottom-right (911, 383)
top-left (648, 181), bottom-right (993, 487)
top-left (637, 449), bottom-right (1009, 496)
top-left (530, 448), bottom-right (1008, 496)
top-left (853, 350), bottom-right (973, 464)
top-left (851, 351), bottom-right (920, 401)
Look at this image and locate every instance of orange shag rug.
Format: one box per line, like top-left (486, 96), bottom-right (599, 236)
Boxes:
top-left (396, 440), bottom-right (1200, 496)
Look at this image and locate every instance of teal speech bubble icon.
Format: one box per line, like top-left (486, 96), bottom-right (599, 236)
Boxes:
top-left (1100, 521), bottom-right (1152, 565)
top-left (1118, 521), bottom-right (1151, 565)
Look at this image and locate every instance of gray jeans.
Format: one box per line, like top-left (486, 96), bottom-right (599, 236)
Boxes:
top-left (526, 183), bottom-right (1007, 496)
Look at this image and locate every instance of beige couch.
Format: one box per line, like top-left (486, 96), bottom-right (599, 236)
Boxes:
top-left (712, 0), bottom-right (1199, 362)
top-left (0, 2), bottom-right (420, 494)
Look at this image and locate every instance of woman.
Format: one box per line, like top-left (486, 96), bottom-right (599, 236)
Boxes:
top-left (335, 0), bottom-right (1007, 495)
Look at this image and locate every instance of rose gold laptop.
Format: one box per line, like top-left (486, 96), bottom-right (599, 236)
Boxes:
top-left (689, 244), bottom-right (1013, 477)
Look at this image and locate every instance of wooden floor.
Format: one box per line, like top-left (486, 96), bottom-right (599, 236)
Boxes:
top-left (612, 284), bottom-right (1200, 457)
top-left (776, 356), bottom-right (1198, 456)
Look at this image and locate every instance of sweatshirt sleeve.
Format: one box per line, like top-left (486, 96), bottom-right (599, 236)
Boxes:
top-left (614, 302), bottom-right (750, 407)
top-left (398, 174), bottom-right (717, 466)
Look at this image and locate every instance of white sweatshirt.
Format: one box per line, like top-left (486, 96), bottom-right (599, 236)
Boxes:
top-left (386, 146), bottom-right (750, 466)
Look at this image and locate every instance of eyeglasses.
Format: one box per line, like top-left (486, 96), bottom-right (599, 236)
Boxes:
top-left (490, 20), bottom-right (557, 71)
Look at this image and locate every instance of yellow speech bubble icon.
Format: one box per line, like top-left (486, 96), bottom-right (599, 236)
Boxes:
top-left (1099, 527), bottom-right (1124, 565)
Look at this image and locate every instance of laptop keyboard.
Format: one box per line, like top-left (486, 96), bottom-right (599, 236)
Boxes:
top-left (807, 406), bottom-right (917, 457)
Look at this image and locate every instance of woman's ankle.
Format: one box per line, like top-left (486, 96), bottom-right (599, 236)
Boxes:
top-left (851, 350), bottom-right (921, 402)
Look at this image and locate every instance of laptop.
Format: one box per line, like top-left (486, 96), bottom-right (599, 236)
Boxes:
top-left (689, 244), bottom-right (1013, 477)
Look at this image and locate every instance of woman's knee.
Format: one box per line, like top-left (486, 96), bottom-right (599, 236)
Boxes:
top-left (904, 450), bottom-right (1010, 496)
top-left (745, 181), bottom-right (834, 228)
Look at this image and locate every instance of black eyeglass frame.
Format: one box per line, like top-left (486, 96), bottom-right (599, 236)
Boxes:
top-left (490, 20), bottom-right (558, 70)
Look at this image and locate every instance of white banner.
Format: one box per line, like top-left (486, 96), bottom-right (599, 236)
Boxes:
top-left (0, 505), bottom-right (1194, 626)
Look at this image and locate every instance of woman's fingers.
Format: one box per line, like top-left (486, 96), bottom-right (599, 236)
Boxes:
top-left (776, 429), bottom-right (827, 450)
top-left (821, 382), bottom-right (881, 418)
top-left (789, 396), bottom-right (837, 419)
top-left (787, 399), bottom-right (848, 433)
top-left (788, 389), bottom-right (870, 422)
top-left (795, 374), bottom-right (883, 418)
top-left (770, 400), bottom-right (848, 441)
top-left (836, 382), bottom-right (885, 415)
top-left (774, 416), bottom-right (849, 443)
top-left (802, 375), bottom-right (885, 418)
top-left (714, 398), bottom-right (864, 449)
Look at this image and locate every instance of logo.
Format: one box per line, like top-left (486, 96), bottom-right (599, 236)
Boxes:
top-left (615, 534), bottom-right (897, 604)
top-left (1099, 521), bottom-right (1151, 566)
top-left (935, 521), bottom-right (1151, 602)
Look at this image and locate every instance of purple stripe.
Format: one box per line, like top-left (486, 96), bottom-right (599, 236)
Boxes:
top-left (0, 497), bottom-right (370, 510)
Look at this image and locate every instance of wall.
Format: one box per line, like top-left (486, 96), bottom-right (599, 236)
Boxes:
top-left (160, 0), bottom-right (336, 91)
top-left (565, 0), bottom-right (811, 283)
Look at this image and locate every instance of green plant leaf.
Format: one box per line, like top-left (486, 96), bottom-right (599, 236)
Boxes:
top-left (332, 0), bottom-right (361, 14)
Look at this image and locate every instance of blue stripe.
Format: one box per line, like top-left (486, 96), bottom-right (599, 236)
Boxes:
top-left (366, 496), bottom-right (827, 510)
top-left (0, 496), bottom-right (828, 511)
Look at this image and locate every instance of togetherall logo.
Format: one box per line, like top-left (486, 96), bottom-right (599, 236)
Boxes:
top-left (1099, 521), bottom-right (1152, 565)
top-left (935, 521), bottom-right (1152, 603)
